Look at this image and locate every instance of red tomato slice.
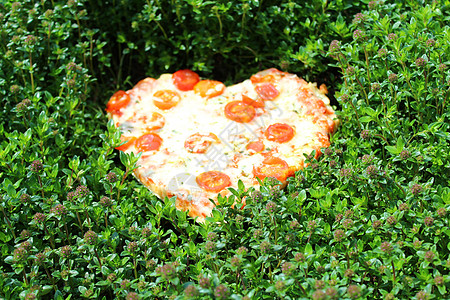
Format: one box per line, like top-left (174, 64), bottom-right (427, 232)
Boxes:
top-left (173, 69), bottom-right (200, 91)
top-left (135, 133), bottom-right (162, 152)
top-left (134, 78), bottom-right (155, 92)
top-left (196, 171), bottom-right (231, 192)
top-left (242, 94), bottom-right (265, 108)
top-left (193, 80), bottom-right (225, 98)
top-left (115, 136), bottom-right (136, 151)
top-left (136, 112), bottom-right (165, 131)
top-left (255, 83), bottom-right (280, 100)
top-left (106, 90), bottom-right (130, 113)
top-left (253, 156), bottom-right (289, 182)
top-left (246, 140), bottom-right (265, 154)
top-left (265, 123), bottom-right (295, 143)
top-left (184, 133), bottom-right (219, 153)
top-left (153, 90), bottom-right (180, 110)
top-left (224, 101), bottom-right (256, 123)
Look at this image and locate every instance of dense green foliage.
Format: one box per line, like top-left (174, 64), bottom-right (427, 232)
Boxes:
top-left (85, 0), bottom-right (363, 86)
top-left (1, 0), bottom-right (450, 299)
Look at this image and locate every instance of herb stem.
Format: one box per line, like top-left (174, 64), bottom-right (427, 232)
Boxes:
top-left (29, 51), bottom-right (35, 94)
top-left (296, 279), bottom-right (307, 295)
top-left (89, 36), bottom-right (94, 76)
top-left (377, 101), bottom-right (395, 140)
top-left (240, 6), bottom-right (247, 37)
top-left (67, 168), bottom-right (74, 188)
top-left (424, 67), bottom-right (429, 118)
top-left (64, 221), bottom-right (70, 244)
top-left (443, 88), bottom-right (449, 115)
top-left (394, 180), bottom-right (406, 198)
top-left (154, 19), bottom-right (168, 40)
top-left (273, 215), bottom-right (278, 244)
top-left (38, 175), bottom-right (44, 198)
top-left (355, 76), bottom-right (369, 105)
top-left (133, 258), bottom-right (138, 279)
top-left (75, 15), bottom-right (81, 40)
top-left (76, 211), bottom-right (84, 235)
top-left (374, 133), bottom-right (389, 145)
top-left (399, 59), bottom-right (418, 117)
top-left (45, 266), bottom-right (57, 291)
top-left (22, 269), bottom-right (28, 285)
top-left (85, 210), bottom-right (91, 226)
top-left (337, 55), bottom-right (348, 88)
top-left (214, 7), bottom-right (223, 36)
top-left (1, 207), bottom-right (16, 240)
top-left (43, 224), bottom-right (55, 249)
top-left (117, 168), bottom-right (130, 202)
top-left (391, 260), bottom-right (396, 283)
top-left (94, 248), bottom-right (103, 269)
top-left (364, 48), bottom-right (371, 85)
top-left (344, 97), bottom-right (361, 130)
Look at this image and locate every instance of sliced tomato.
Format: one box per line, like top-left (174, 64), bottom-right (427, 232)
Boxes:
top-left (115, 136), bottom-right (136, 151)
top-left (134, 78), bottom-right (155, 92)
top-left (224, 101), bottom-right (256, 123)
top-left (136, 112), bottom-right (165, 131)
top-left (173, 69), bottom-right (200, 91)
top-left (184, 133), bottom-right (219, 153)
top-left (128, 78), bottom-right (155, 98)
top-left (153, 90), bottom-right (180, 110)
top-left (196, 171), bottom-right (231, 192)
top-left (242, 94), bottom-right (265, 108)
top-left (265, 123), bottom-right (295, 143)
top-left (255, 83), bottom-right (280, 101)
top-left (106, 90), bottom-right (130, 113)
top-left (253, 156), bottom-right (289, 182)
top-left (246, 140), bottom-right (265, 154)
top-left (135, 133), bottom-right (162, 152)
top-left (194, 80), bottom-right (225, 98)
top-left (250, 68), bottom-right (285, 84)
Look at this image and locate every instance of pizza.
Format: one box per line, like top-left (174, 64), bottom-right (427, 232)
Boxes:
top-left (106, 68), bottom-right (338, 221)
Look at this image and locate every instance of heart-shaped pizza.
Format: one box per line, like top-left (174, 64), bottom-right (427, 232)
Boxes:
top-left (106, 68), bottom-right (338, 221)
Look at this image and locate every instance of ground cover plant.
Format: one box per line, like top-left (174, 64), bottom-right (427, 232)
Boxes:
top-left (0, 0), bottom-right (450, 299)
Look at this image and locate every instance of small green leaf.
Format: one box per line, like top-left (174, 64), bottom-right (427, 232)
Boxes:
top-left (360, 116), bottom-right (373, 123)
top-left (364, 106), bottom-right (377, 117)
top-left (6, 184), bottom-right (16, 198)
top-left (305, 243), bottom-right (313, 255)
top-left (386, 145), bottom-right (401, 155)
top-left (4, 256), bottom-right (14, 264)
top-left (396, 136), bottom-right (405, 151)
top-left (0, 232), bottom-right (12, 243)
top-left (53, 290), bottom-right (64, 300)
top-left (78, 286), bottom-right (87, 294)
top-left (238, 179), bottom-right (245, 192)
